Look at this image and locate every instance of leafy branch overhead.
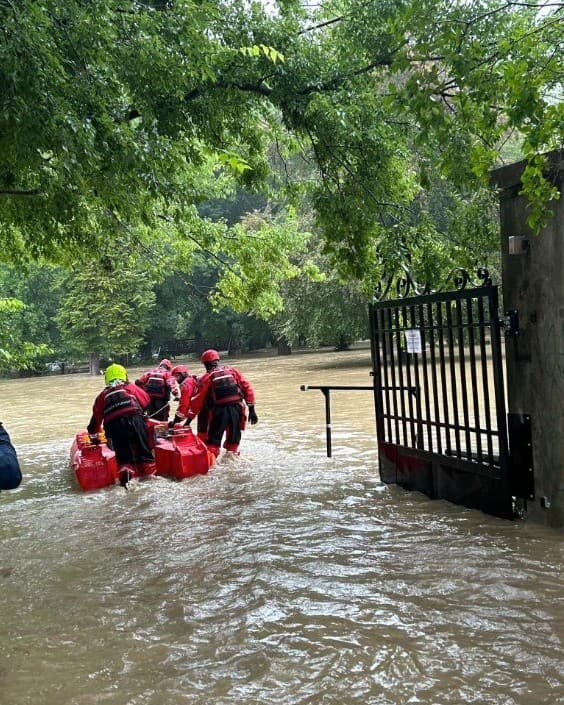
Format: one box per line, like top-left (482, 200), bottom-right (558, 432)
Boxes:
top-left (0, 0), bottom-right (561, 281)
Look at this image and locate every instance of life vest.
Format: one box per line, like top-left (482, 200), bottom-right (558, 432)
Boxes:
top-left (144, 370), bottom-right (168, 399)
top-left (209, 366), bottom-right (243, 405)
top-left (103, 385), bottom-right (142, 423)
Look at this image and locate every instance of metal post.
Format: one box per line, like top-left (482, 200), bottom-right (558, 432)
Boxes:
top-left (322, 387), bottom-right (332, 457)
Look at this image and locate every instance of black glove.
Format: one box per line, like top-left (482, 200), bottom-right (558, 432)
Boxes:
top-left (168, 414), bottom-right (191, 429)
top-left (168, 415), bottom-right (181, 429)
top-left (88, 433), bottom-right (101, 445)
top-left (248, 405), bottom-right (258, 425)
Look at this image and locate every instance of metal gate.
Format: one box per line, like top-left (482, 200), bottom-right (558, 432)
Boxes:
top-left (369, 271), bottom-right (526, 519)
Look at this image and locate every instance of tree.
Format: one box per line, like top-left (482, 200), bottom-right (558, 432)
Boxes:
top-left (0, 263), bottom-right (64, 372)
top-left (0, 298), bottom-right (51, 373)
top-left (148, 261), bottom-right (273, 355)
top-left (207, 207), bottom-right (316, 316)
top-left (56, 261), bottom-right (156, 373)
top-left (0, 0), bottom-right (560, 318)
top-left (272, 273), bottom-right (370, 351)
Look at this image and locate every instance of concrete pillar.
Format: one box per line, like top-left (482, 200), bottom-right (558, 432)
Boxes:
top-left (492, 149), bottom-right (564, 528)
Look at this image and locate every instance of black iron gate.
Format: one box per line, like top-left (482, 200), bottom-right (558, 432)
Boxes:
top-left (369, 276), bottom-right (520, 519)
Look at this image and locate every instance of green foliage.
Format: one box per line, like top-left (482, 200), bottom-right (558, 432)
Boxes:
top-left (382, 0), bottom-right (562, 233)
top-left (268, 234), bottom-right (369, 349)
top-left (0, 263), bottom-right (64, 348)
top-left (272, 273), bottom-right (370, 350)
top-left (0, 298), bottom-right (51, 371)
top-left (0, 0), bottom-right (276, 262)
top-left (0, 0), bottom-right (560, 359)
top-left (209, 207), bottom-right (317, 317)
top-left (147, 261), bottom-right (273, 354)
top-left (519, 154), bottom-right (560, 232)
top-left (239, 44), bottom-right (285, 64)
top-left (0, 263), bottom-right (64, 370)
top-left (56, 261), bottom-right (156, 359)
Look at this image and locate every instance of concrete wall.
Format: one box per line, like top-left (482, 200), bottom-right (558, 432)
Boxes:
top-left (492, 149), bottom-right (564, 528)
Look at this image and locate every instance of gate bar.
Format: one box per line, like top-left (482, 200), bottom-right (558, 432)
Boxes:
top-left (300, 384), bottom-right (417, 457)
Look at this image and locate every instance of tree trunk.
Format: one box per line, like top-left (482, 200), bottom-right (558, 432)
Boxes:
top-left (89, 352), bottom-right (101, 376)
top-left (277, 338), bottom-right (292, 355)
top-left (335, 335), bottom-right (350, 351)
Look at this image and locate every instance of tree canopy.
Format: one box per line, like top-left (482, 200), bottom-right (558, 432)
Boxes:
top-left (56, 261), bottom-right (156, 370)
top-left (2, 2), bottom-right (561, 265)
top-left (0, 0), bottom-right (561, 373)
top-left (0, 297), bottom-right (51, 371)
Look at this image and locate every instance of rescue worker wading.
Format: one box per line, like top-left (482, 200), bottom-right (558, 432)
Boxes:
top-left (184, 350), bottom-right (258, 459)
top-left (135, 358), bottom-right (179, 421)
top-left (168, 365), bottom-right (201, 430)
top-left (87, 364), bottom-right (155, 488)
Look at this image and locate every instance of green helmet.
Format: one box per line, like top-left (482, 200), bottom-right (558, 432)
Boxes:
top-left (104, 363), bottom-right (128, 385)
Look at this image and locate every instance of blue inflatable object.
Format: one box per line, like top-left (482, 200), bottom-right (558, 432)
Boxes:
top-left (0, 423), bottom-right (22, 490)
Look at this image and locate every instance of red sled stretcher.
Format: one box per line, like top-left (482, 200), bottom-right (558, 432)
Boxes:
top-left (70, 425), bottom-right (215, 491)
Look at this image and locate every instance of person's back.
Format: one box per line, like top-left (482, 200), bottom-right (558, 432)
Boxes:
top-left (136, 359), bottom-right (179, 421)
top-left (0, 422), bottom-right (22, 491)
top-left (88, 364), bottom-right (155, 488)
top-left (169, 365), bottom-right (199, 427)
top-left (186, 350), bottom-right (258, 458)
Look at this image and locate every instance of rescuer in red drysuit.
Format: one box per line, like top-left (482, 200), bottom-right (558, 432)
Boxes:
top-left (168, 365), bottom-right (201, 429)
top-left (87, 363), bottom-right (156, 488)
top-left (184, 350), bottom-right (258, 458)
top-left (169, 364), bottom-right (212, 441)
top-left (135, 358), bottom-right (179, 421)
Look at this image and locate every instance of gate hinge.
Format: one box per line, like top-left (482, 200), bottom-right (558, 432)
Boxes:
top-left (501, 309), bottom-right (519, 336)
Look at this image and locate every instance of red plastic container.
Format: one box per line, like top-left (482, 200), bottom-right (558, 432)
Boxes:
top-left (70, 431), bottom-right (118, 491)
top-left (70, 426), bottom-right (214, 491)
top-left (154, 428), bottom-right (211, 480)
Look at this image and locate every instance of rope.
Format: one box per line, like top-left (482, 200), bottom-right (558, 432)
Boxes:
top-left (147, 402), bottom-right (172, 419)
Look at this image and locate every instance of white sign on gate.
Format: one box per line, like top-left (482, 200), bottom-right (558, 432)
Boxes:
top-left (404, 329), bottom-right (422, 354)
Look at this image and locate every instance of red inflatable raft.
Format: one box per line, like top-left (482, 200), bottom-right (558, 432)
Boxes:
top-left (70, 425), bottom-right (215, 491)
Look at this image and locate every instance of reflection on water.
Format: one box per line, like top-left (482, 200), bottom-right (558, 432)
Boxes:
top-left (1, 348), bottom-right (563, 705)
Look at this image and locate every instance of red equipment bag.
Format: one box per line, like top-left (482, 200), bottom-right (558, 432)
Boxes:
top-left (70, 431), bottom-right (118, 491)
top-left (154, 427), bottom-right (210, 480)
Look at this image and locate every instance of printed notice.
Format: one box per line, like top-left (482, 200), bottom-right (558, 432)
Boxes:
top-left (404, 329), bottom-right (422, 354)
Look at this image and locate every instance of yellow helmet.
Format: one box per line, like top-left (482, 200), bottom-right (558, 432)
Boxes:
top-left (104, 363), bottom-right (128, 385)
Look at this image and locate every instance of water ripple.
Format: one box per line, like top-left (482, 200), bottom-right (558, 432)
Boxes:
top-left (1, 352), bottom-right (563, 705)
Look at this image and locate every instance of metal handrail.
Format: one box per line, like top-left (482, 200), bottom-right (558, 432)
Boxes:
top-left (300, 384), bottom-right (418, 457)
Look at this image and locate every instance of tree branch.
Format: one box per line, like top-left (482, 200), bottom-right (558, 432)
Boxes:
top-left (298, 15), bottom-right (344, 35)
top-left (156, 213), bottom-right (244, 281)
top-left (0, 189), bottom-right (40, 197)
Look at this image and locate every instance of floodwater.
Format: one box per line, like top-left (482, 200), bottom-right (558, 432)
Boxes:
top-left (1, 348), bottom-right (562, 705)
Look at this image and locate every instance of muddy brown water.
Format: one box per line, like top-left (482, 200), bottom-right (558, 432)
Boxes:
top-left (1, 348), bottom-right (562, 705)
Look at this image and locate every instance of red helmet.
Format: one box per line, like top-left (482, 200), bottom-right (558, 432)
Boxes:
top-left (201, 349), bottom-right (220, 364)
top-left (171, 364), bottom-right (189, 381)
top-left (159, 358), bottom-right (172, 370)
